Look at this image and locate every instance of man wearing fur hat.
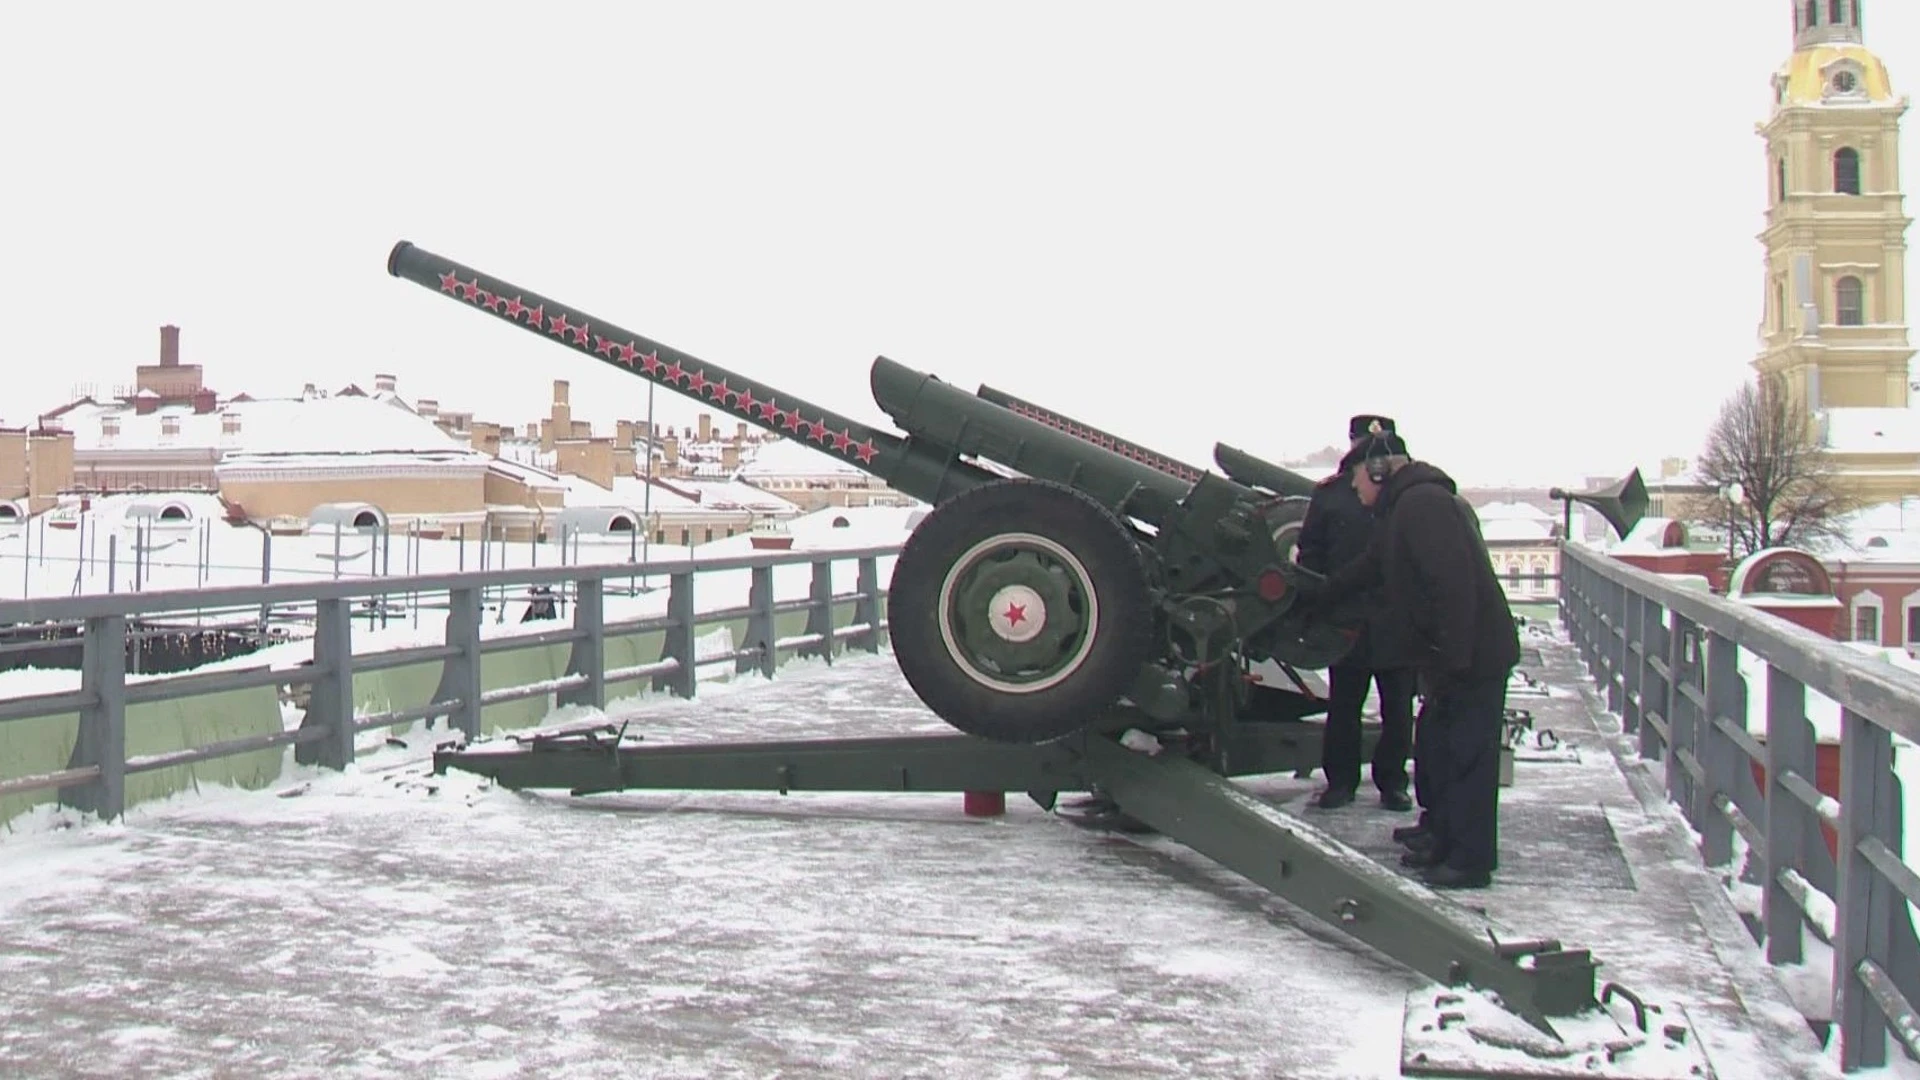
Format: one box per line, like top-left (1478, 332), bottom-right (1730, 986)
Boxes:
top-left (1304, 425), bottom-right (1520, 890)
top-left (1296, 415), bottom-right (1416, 813)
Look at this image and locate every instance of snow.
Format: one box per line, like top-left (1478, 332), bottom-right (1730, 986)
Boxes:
top-left (735, 434), bottom-right (872, 478)
top-left (71, 393), bottom-right (477, 458)
top-left (1824, 407), bottom-right (1920, 456)
top-left (0, 628), bottom-right (1851, 1078)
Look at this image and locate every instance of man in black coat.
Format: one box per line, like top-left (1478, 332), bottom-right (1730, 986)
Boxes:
top-left (1295, 415), bottom-right (1416, 813)
top-left (1308, 428), bottom-right (1521, 890)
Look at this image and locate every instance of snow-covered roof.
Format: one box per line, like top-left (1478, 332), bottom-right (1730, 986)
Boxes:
top-left (487, 457), bottom-right (567, 492)
top-left (1472, 501), bottom-right (1555, 543)
top-left (68, 394), bottom-right (474, 458)
top-left (734, 435), bottom-right (871, 479)
top-left (672, 478), bottom-right (801, 515)
top-left (45, 491), bottom-right (230, 527)
top-left (1829, 497), bottom-right (1920, 562)
top-left (1823, 407), bottom-right (1920, 455)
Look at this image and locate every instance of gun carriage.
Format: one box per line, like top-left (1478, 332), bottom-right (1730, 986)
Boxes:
top-left (388, 240), bottom-right (1709, 1078)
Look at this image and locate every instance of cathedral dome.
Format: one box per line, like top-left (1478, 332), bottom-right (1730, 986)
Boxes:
top-left (1774, 43), bottom-right (1898, 107)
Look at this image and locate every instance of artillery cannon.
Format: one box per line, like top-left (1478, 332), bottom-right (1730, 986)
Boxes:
top-left (389, 241), bottom-right (1715, 1078)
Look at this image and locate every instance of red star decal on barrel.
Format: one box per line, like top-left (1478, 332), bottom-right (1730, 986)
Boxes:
top-left (757, 399), bottom-right (781, 422)
top-left (459, 279), bottom-right (482, 301)
top-left (829, 428), bottom-right (854, 452)
top-left (806, 419), bottom-right (830, 442)
top-left (854, 440), bottom-right (878, 464)
top-left (439, 270), bottom-right (461, 293)
top-left (616, 342), bottom-right (639, 366)
top-left (568, 323), bottom-right (591, 346)
top-left (640, 351), bottom-right (662, 375)
top-left (782, 409), bottom-right (807, 432)
top-left (736, 388), bottom-right (759, 415)
top-left (480, 292), bottom-right (503, 312)
top-left (523, 304), bottom-right (544, 327)
top-left (504, 296), bottom-right (526, 318)
top-left (594, 335), bottom-right (617, 356)
top-left (685, 369), bottom-right (709, 395)
top-left (709, 378), bottom-right (733, 404)
top-left (662, 360), bottom-right (684, 384)
top-left (547, 313), bottom-right (573, 338)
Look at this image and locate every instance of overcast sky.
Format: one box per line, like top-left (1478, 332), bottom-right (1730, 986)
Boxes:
top-left (2, 1), bottom-right (1914, 489)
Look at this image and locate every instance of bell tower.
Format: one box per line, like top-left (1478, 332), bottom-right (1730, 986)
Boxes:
top-left (1753, 0), bottom-right (1913, 414)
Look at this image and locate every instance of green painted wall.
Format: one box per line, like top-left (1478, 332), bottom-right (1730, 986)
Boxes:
top-left (0, 589), bottom-right (891, 829)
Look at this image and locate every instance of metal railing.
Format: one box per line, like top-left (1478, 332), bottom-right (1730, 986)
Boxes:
top-left (1561, 542), bottom-right (1920, 1071)
top-left (0, 544), bottom-right (898, 825)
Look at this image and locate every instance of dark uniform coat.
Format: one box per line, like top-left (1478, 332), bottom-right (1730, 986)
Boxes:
top-left (1296, 469), bottom-right (1415, 671)
top-left (1324, 461), bottom-right (1520, 685)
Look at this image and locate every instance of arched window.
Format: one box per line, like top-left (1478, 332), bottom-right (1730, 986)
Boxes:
top-left (1834, 147), bottom-right (1861, 194)
top-left (158, 505), bottom-right (188, 521)
top-left (351, 510), bottom-right (380, 529)
top-left (1804, 0), bottom-right (1818, 28)
top-left (1836, 276), bottom-right (1865, 326)
top-left (1830, 0), bottom-right (1846, 24)
top-left (1776, 157), bottom-right (1788, 202)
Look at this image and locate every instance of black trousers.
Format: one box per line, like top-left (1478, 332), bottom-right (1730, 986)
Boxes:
top-left (1320, 664), bottom-right (1415, 795)
top-left (1419, 671), bottom-right (1509, 875)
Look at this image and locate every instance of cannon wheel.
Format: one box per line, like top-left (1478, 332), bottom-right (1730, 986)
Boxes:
top-left (888, 479), bottom-right (1154, 744)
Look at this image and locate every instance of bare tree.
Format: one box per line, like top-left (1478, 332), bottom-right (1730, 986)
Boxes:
top-left (1689, 376), bottom-right (1859, 557)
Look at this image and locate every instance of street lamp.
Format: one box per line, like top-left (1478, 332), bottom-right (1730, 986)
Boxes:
top-left (1719, 481), bottom-right (1745, 568)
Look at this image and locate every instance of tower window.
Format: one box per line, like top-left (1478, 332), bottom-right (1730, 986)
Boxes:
top-left (1836, 276), bottom-right (1865, 326)
top-left (1834, 147), bottom-right (1861, 194)
top-left (1804, 1), bottom-right (1817, 28)
top-left (1776, 156), bottom-right (1788, 202)
top-left (1829, 0), bottom-right (1846, 24)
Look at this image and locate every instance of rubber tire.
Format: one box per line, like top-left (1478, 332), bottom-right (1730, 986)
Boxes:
top-left (888, 479), bottom-right (1156, 744)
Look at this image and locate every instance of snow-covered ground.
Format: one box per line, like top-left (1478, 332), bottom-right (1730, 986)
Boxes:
top-left (0, 627), bottom-right (1858, 1078)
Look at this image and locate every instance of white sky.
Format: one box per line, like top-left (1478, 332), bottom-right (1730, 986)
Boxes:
top-left (1, 1), bottom-right (1914, 489)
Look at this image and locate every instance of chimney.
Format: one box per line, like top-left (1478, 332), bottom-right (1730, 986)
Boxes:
top-left (736, 422), bottom-right (748, 442)
top-left (416, 398), bottom-right (439, 419)
top-left (722, 443), bottom-right (740, 471)
top-left (374, 373), bottom-right (397, 393)
top-left (615, 420), bottom-right (634, 449)
top-left (527, 422), bottom-right (540, 440)
top-left (159, 324), bottom-right (180, 367)
top-left (553, 379), bottom-right (570, 406)
top-left (192, 389), bottom-right (217, 415)
top-left (663, 434), bottom-right (680, 466)
top-left (698, 413), bottom-right (712, 443)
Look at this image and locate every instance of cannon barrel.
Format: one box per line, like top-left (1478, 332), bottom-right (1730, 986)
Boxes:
top-left (1212, 443), bottom-right (1318, 499)
top-left (973, 385), bottom-right (1206, 485)
top-left (386, 240), bottom-right (1003, 506)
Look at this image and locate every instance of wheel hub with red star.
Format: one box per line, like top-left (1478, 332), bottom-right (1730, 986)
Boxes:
top-left (936, 531), bottom-right (1094, 695)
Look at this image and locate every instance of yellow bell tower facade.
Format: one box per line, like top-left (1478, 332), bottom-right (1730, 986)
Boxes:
top-left (1754, 1), bottom-right (1919, 503)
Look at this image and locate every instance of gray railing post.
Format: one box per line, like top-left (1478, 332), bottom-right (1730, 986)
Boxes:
top-left (1836, 707), bottom-right (1898, 1070)
top-left (1700, 631), bottom-right (1742, 868)
top-left (736, 565), bottom-right (778, 679)
top-left (559, 576), bottom-right (605, 710)
top-left (654, 571), bottom-right (696, 698)
top-left (440, 587), bottom-right (483, 740)
top-left (853, 556), bottom-right (882, 654)
top-left (1606, 577), bottom-right (1628, 716)
top-left (310, 598), bottom-right (356, 770)
top-left (1764, 666), bottom-right (1814, 966)
top-left (799, 559), bottom-right (834, 664)
top-left (59, 614), bottom-right (128, 821)
top-left (1623, 589), bottom-right (1647, 733)
top-left (1667, 618), bottom-right (1698, 812)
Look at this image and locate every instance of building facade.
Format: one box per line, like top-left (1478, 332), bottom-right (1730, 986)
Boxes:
top-left (1752, 2), bottom-right (1919, 505)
